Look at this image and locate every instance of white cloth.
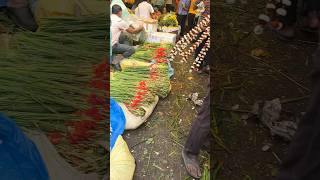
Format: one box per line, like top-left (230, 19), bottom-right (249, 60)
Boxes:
top-left (111, 14), bottom-right (130, 46)
top-left (135, 1), bottom-right (154, 19)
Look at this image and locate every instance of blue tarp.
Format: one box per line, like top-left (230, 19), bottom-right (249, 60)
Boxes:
top-left (0, 113), bottom-right (49, 180)
top-left (110, 98), bottom-right (126, 150)
top-left (0, 0), bottom-right (7, 7)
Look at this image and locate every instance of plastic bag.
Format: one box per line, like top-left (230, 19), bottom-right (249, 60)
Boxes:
top-left (0, 113), bottom-right (49, 180)
top-left (110, 98), bottom-right (126, 150)
top-left (110, 135), bottom-right (135, 180)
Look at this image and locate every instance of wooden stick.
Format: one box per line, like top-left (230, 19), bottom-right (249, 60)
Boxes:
top-left (240, 51), bottom-right (310, 92)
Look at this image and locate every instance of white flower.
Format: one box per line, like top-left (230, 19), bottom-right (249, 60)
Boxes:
top-left (276, 8), bottom-right (287, 16)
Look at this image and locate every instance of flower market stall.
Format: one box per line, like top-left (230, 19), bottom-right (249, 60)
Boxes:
top-left (109, 0), bottom-right (211, 175)
top-left (109, 2), bottom-right (182, 179)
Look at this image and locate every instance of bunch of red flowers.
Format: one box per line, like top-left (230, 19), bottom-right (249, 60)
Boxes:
top-left (68, 120), bottom-right (97, 144)
top-left (90, 59), bottom-right (108, 91)
top-left (66, 59), bottom-right (108, 144)
top-left (129, 81), bottom-right (148, 108)
top-left (154, 47), bottom-right (167, 63)
top-left (47, 132), bottom-right (63, 145)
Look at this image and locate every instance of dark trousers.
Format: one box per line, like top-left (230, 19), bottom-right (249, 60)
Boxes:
top-left (276, 47), bottom-right (320, 180)
top-left (177, 14), bottom-right (187, 36)
top-left (184, 83), bottom-right (212, 155)
top-left (188, 13), bottom-right (196, 31)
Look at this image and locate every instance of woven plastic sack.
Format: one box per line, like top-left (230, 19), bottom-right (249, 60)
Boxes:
top-left (110, 135), bottom-right (135, 180)
top-left (0, 113), bottom-right (49, 180)
top-left (119, 96), bottom-right (159, 130)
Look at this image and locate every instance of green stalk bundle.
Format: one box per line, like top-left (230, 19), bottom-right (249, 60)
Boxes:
top-left (0, 15), bottom-right (108, 175)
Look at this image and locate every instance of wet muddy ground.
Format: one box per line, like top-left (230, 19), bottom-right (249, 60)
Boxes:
top-left (212, 0), bottom-right (316, 179)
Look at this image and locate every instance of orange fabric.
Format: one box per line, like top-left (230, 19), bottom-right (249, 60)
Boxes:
top-left (188, 0), bottom-right (196, 14)
top-left (175, 0), bottom-right (179, 13)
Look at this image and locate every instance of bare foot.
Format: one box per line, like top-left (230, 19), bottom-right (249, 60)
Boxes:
top-left (182, 150), bottom-right (202, 179)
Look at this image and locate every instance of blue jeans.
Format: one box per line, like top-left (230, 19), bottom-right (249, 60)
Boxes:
top-left (112, 43), bottom-right (135, 64)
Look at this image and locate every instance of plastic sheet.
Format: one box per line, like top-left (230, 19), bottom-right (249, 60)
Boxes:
top-left (110, 98), bottom-right (126, 150)
top-left (0, 113), bottom-right (49, 180)
top-left (111, 0), bottom-right (129, 20)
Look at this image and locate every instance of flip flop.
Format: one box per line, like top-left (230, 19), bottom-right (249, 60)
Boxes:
top-left (182, 150), bottom-right (202, 179)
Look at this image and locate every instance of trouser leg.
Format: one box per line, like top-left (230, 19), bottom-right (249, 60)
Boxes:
top-left (112, 43), bottom-right (135, 59)
top-left (188, 13), bottom-right (196, 31)
top-left (276, 47), bottom-right (320, 180)
top-left (178, 14), bottom-right (187, 36)
top-left (184, 84), bottom-right (212, 155)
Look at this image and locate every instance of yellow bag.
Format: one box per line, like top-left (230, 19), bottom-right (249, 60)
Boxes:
top-left (34, 0), bottom-right (107, 22)
top-left (110, 136), bottom-right (135, 180)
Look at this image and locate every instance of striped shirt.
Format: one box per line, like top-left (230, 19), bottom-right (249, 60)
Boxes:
top-left (177, 0), bottom-right (190, 15)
